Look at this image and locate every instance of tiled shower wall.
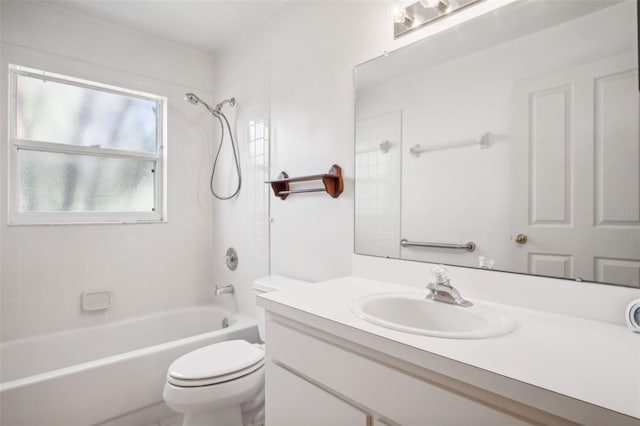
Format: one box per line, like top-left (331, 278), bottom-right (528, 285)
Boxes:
top-left (247, 118), bottom-right (271, 279)
top-left (355, 111), bottom-right (402, 258)
top-left (208, 78), bottom-right (272, 317)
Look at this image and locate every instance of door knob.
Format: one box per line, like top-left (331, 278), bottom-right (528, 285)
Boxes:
top-left (515, 234), bottom-right (528, 244)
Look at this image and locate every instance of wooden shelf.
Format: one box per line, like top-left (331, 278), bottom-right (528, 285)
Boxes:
top-left (266, 165), bottom-right (344, 200)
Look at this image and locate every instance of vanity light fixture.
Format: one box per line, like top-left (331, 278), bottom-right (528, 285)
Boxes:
top-left (394, 0), bottom-right (481, 38)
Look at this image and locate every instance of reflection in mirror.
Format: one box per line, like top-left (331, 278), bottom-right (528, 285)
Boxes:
top-left (354, 0), bottom-right (639, 287)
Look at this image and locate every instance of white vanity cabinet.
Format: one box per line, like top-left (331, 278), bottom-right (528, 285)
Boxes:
top-left (266, 361), bottom-right (371, 425)
top-left (259, 276), bottom-right (640, 425)
top-left (265, 315), bottom-right (536, 426)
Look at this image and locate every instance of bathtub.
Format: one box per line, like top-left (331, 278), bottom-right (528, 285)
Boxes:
top-left (0, 305), bottom-right (259, 426)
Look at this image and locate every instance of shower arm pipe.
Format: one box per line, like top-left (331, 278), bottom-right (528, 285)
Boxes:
top-left (216, 98), bottom-right (236, 112)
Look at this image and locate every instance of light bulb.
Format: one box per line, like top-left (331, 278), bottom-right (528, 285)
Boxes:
top-left (393, 6), bottom-right (406, 24)
top-left (393, 6), bottom-right (414, 25)
top-left (442, 0), bottom-right (458, 12)
top-left (419, 0), bottom-right (440, 8)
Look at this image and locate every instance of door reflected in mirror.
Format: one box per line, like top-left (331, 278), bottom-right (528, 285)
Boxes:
top-left (354, 0), bottom-right (639, 288)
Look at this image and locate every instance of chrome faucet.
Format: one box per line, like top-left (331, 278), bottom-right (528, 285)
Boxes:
top-left (426, 265), bottom-right (472, 307)
top-left (215, 284), bottom-right (235, 296)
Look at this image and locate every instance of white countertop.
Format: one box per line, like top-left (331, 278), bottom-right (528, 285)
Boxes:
top-left (258, 276), bottom-right (640, 420)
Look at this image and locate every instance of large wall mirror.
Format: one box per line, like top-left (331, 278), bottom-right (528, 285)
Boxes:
top-left (354, 0), bottom-right (639, 288)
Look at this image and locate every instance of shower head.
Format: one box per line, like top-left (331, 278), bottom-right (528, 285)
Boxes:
top-left (184, 92), bottom-right (218, 115)
top-left (215, 97), bottom-right (236, 112)
top-left (184, 93), bottom-right (202, 105)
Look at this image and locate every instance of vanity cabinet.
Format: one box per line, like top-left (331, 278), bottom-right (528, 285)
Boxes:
top-left (265, 315), bottom-right (536, 426)
top-left (266, 361), bottom-right (370, 425)
top-left (260, 277), bottom-right (640, 426)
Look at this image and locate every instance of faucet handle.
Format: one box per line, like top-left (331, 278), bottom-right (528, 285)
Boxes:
top-left (431, 265), bottom-right (449, 285)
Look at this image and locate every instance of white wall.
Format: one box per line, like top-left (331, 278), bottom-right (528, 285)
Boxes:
top-left (209, 2), bottom-right (400, 299)
top-left (0, 2), bottom-right (218, 341)
top-left (208, 2), bottom-right (389, 318)
top-left (206, 2), bottom-right (510, 294)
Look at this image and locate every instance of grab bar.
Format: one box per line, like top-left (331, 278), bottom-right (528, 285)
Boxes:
top-left (409, 132), bottom-right (490, 158)
top-left (400, 239), bottom-right (476, 252)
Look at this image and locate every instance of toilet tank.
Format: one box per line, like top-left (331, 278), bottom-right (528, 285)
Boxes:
top-left (252, 275), bottom-right (310, 341)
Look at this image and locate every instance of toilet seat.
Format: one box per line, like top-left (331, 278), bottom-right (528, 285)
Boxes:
top-left (167, 340), bottom-right (265, 388)
top-left (168, 359), bottom-right (264, 387)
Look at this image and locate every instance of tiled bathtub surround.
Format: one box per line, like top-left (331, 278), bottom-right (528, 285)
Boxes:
top-left (0, 1), bottom-right (216, 341)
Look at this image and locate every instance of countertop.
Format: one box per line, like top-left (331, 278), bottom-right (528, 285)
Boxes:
top-left (258, 276), bottom-right (640, 421)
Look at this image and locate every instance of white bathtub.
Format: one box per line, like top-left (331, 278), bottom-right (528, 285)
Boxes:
top-left (0, 305), bottom-right (259, 426)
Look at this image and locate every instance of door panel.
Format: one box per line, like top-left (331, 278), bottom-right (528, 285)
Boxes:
top-left (594, 257), bottom-right (640, 287)
top-left (529, 85), bottom-right (572, 225)
top-left (594, 70), bottom-right (640, 226)
top-left (528, 253), bottom-right (573, 279)
top-left (511, 52), bottom-right (639, 285)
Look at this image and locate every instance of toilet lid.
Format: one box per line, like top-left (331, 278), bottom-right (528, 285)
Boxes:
top-left (168, 340), bottom-right (265, 382)
top-left (168, 358), bottom-right (264, 387)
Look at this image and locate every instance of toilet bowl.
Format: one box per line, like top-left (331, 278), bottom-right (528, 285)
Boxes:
top-left (163, 275), bottom-right (309, 426)
top-left (163, 340), bottom-right (265, 426)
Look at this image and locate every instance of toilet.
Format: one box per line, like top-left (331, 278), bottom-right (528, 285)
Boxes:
top-left (163, 275), bottom-right (309, 426)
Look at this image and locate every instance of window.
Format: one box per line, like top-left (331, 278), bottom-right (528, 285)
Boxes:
top-left (8, 65), bottom-right (167, 224)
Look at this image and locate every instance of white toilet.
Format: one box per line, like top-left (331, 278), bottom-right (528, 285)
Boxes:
top-left (163, 275), bottom-right (309, 426)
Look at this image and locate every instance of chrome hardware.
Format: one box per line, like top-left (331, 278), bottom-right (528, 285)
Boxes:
top-left (215, 284), bottom-right (235, 296)
top-left (426, 265), bottom-right (472, 307)
top-left (221, 317), bottom-right (230, 328)
top-left (394, 0), bottom-right (483, 39)
top-left (356, 140), bottom-right (391, 155)
top-left (409, 132), bottom-right (490, 158)
top-left (515, 234), bottom-right (528, 244)
top-left (401, 239), bottom-right (475, 252)
top-left (215, 97), bottom-right (236, 113)
top-left (225, 247), bottom-right (238, 271)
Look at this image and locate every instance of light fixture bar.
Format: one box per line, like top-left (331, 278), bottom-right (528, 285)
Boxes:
top-left (394, 0), bottom-right (483, 39)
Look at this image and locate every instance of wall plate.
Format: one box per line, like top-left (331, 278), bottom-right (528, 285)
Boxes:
top-left (81, 290), bottom-right (112, 311)
top-left (225, 247), bottom-right (238, 271)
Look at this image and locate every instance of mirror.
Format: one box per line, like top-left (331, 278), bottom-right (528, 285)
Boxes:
top-left (354, 0), bottom-right (639, 288)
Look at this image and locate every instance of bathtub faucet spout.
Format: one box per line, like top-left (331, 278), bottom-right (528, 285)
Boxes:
top-left (215, 284), bottom-right (235, 296)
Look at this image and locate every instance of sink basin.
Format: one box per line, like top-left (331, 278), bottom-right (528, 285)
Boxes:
top-left (351, 292), bottom-right (516, 339)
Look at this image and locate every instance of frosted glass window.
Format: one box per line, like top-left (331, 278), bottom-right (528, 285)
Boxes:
top-left (9, 65), bottom-right (166, 224)
top-left (18, 150), bottom-right (155, 212)
top-left (16, 74), bottom-right (158, 153)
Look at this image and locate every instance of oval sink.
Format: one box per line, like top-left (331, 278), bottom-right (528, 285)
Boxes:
top-left (351, 292), bottom-right (515, 339)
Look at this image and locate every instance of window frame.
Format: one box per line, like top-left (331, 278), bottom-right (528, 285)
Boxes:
top-left (8, 64), bottom-right (167, 225)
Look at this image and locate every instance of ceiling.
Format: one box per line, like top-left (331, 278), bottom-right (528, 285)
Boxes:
top-left (46, 0), bottom-right (288, 55)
